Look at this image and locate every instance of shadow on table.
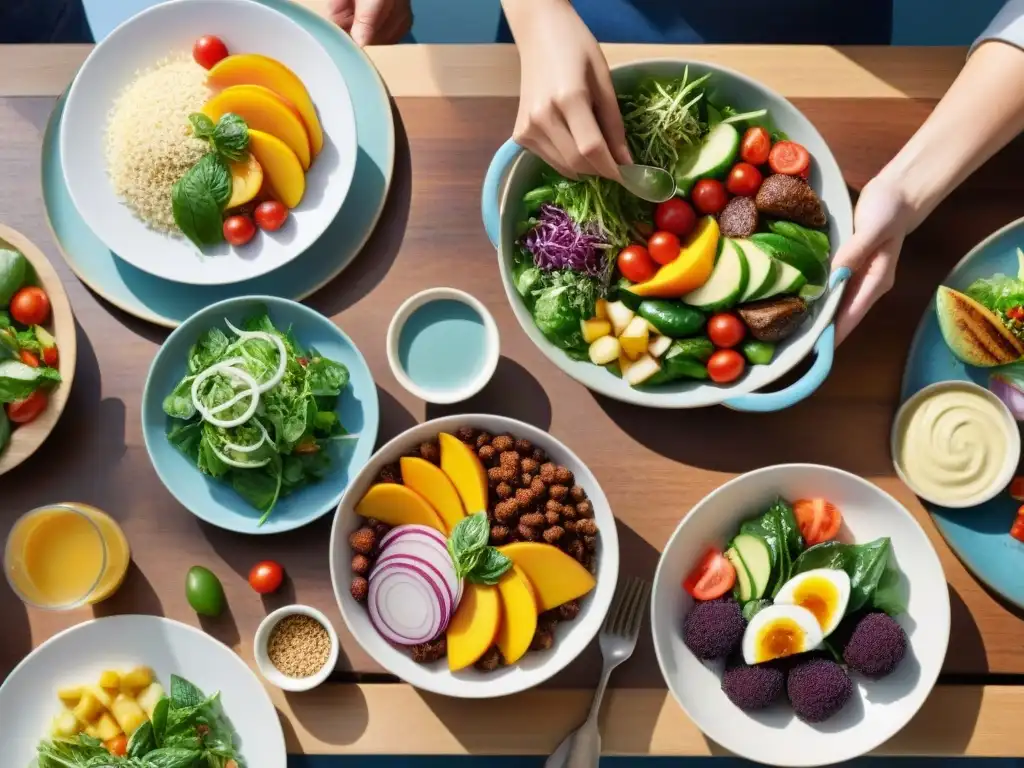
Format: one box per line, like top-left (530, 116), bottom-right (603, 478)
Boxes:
top-left (283, 684), bottom-right (370, 747)
top-left (376, 386), bottom-right (420, 448)
top-left (0, 578), bottom-right (31, 680)
top-left (92, 561), bottom-right (164, 619)
top-left (426, 356), bottom-right (552, 431)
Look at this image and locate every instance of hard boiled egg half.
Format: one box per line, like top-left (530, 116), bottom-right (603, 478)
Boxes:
top-left (742, 604), bottom-right (823, 665)
top-left (774, 568), bottom-right (851, 638)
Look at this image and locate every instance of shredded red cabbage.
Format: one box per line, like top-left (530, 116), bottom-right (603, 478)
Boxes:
top-left (522, 204), bottom-right (608, 276)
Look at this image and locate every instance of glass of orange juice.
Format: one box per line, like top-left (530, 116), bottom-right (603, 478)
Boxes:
top-left (4, 503), bottom-right (131, 609)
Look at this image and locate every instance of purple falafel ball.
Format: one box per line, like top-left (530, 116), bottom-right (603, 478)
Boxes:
top-left (786, 658), bottom-right (853, 723)
top-left (722, 662), bottom-right (785, 711)
top-left (683, 599), bottom-right (746, 660)
top-left (843, 612), bottom-right (907, 678)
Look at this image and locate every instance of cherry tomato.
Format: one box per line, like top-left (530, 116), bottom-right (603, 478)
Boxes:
top-left (726, 163), bottom-right (763, 197)
top-left (1012, 507), bottom-right (1024, 543)
top-left (707, 349), bottom-right (745, 383)
top-left (6, 389), bottom-right (48, 425)
top-left (223, 215), bottom-right (256, 246)
top-left (1011, 477), bottom-right (1024, 501)
top-left (19, 349), bottom-right (40, 368)
top-left (254, 200), bottom-right (289, 232)
top-left (691, 179), bottom-right (728, 215)
top-left (707, 313), bottom-right (746, 348)
top-left (683, 549), bottom-right (736, 601)
top-left (42, 345), bottom-right (58, 367)
top-left (193, 35), bottom-right (229, 70)
top-left (647, 231), bottom-right (682, 266)
top-left (1008, 307), bottom-right (1024, 322)
top-left (793, 498), bottom-right (843, 546)
top-left (248, 560), bottom-right (285, 595)
top-left (653, 198), bottom-right (696, 238)
top-left (106, 734), bottom-right (128, 757)
top-left (294, 438), bottom-right (320, 455)
top-left (617, 244), bottom-right (658, 283)
top-left (10, 286), bottom-right (51, 326)
top-left (768, 140), bottom-right (811, 176)
top-left (740, 126), bottom-right (772, 166)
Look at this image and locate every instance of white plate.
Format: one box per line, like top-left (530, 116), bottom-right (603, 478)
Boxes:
top-left (0, 615), bottom-right (286, 767)
top-left (651, 464), bottom-right (949, 766)
top-left (60, 0), bottom-right (357, 286)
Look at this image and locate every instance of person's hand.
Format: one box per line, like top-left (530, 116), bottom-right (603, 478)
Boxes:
top-left (831, 174), bottom-right (916, 344)
top-left (329, 0), bottom-right (412, 46)
top-left (504, 0), bottom-right (630, 180)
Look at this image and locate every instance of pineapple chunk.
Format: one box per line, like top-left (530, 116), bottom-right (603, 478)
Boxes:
top-left (111, 694), bottom-right (148, 736)
top-left (617, 351), bottom-right (635, 377)
top-left (98, 670), bottom-right (121, 690)
top-left (51, 711), bottom-right (81, 739)
top-left (57, 686), bottom-right (84, 708)
top-left (619, 316), bottom-right (650, 361)
top-left (83, 724), bottom-right (101, 740)
top-left (581, 318), bottom-right (612, 344)
top-left (594, 298), bottom-right (609, 320)
top-left (625, 354), bottom-right (661, 386)
top-left (588, 335), bottom-right (620, 366)
top-left (95, 712), bottom-right (122, 742)
top-left (73, 692), bottom-right (106, 724)
top-left (649, 334), bottom-right (672, 358)
top-left (605, 301), bottom-right (634, 337)
top-left (120, 667), bottom-right (153, 694)
top-left (86, 685), bottom-right (113, 710)
top-left (136, 683), bottom-right (165, 720)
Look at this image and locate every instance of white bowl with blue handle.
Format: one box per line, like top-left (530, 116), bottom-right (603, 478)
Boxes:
top-left (482, 60), bottom-right (852, 411)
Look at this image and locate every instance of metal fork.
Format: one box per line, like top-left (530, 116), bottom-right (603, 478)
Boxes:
top-left (545, 576), bottom-right (652, 768)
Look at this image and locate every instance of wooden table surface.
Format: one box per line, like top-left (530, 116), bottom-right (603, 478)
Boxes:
top-left (1, 30), bottom-right (1023, 756)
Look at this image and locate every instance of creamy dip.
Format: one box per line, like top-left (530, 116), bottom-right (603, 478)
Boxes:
top-left (896, 384), bottom-right (1013, 504)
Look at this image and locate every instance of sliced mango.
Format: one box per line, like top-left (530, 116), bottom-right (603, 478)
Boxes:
top-left (498, 542), bottom-right (596, 612)
top-left (247, 129), bottom-right (305, 209)
top-left (400, 457), bottom-right (465, 532)
top-left (496, 566), bottom-right (538, 664)
top-left (202, 84), bottom-right (311, 169)
top-left (226, 153), bottom-right (263, 209)
top-left (439, 433), bottom-right (488, 515)
top-left (355, 483), bottom-right (446, 533)
top-left (446, 583), bottom-right (501, 671)
top-left (629, 216), bottom-right (719, 298)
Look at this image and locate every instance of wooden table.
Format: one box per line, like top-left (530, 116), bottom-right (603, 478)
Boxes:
top-left (2, 30), bottom-right (1023, 756)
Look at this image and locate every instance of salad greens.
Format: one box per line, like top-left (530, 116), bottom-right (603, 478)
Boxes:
top-left (739, 498), bottom-right (804, 598)
top-left (791, 538), bottom-right (907, 615)
top-left (618, 68), bottom-right (711, 171)
top-left (0, 247), bottom-right (27, 306)
top-left (511, 250), bottom-right (598, 359)
top-left (164, 309), bottom-right (354, 524)
top-left (38, 675), bottom-right (243, 768)
top-left (446, 511), bottom-right (513, 585)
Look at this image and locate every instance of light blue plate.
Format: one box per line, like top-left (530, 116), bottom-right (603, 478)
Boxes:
top-left (141, 295), bottom-right (379, 534)
top-left (901, 217), bottom-right (1024, 609)
top-left (41, 0), bottom-right (394, 327)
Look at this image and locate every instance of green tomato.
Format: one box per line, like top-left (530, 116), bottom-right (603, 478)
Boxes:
top-left (185, 566), bottom-right (225, 617)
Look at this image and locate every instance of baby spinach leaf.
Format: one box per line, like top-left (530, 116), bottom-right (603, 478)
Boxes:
top-left (742, 599), bottom-right (771, 622)
top-left (871, 558), bottom-right (907, 615)
top-left (791, 538), bottom-right (898, 613)
top-left (167, 422), bottom-right (202, 462)
top-left (467, 547), bottom-right (513, 585)
top-left (0, 248), bottom-right (26, 307)
top-left (211, 113), bottom-right (249, 162)
top-left (770, 498), bottom-right (804, 562)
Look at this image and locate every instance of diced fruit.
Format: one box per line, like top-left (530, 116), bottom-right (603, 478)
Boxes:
top-left (768, 140), bottom-right (811, 177)
top-left (496, 566), bottom-right (538, 665)
top-left (86, 685), bottom-right (113, 709)
top-left (84, 725), bottom-right (101, 740)
top-left (208, 53), bottom-right (325, 156)
top-left (439, 432), bottom-right (489, 515)
top-left (119, 667), bottom-right (153, 694)
top-left (446, 583), bottom-right (501, 671)
top-left (94, 712), bottom-right (121, 742)
top-left (681, 237), bottom-right (748, 311)
top-left (594, 298), bottom-right (609, 320)
top-left (136, 683), bottom-right (165, 719)
top-left (731, 533), bottom-right (772, 599)
top-left (356, 483), bottom-right (446, 533)
top-left (51, 711), bottom-right (81, 738)
top-left (683, 549), bottom-right (736, 601)
top-left (98, 671), bottom-right (120, 690)
top-left (605, 301), bottom-right (635, 337)
top-left (498, 542), bottom-right (596, 611)
top-left (111, 694), bottom-right (147, 736)
top-left (400, 456), bottom-right (466, 532)
top-left (724, 548), bottom-right (753, 602)
top-left (202, 84), bottom-right (311, 169)
top-left (58, 686), bottom-right (84, 708)
top-left (674, 122), bottom-right (740, 196)
top-left (734, 239), bottom-right (778, 302)
top-left (581, 318), bottom-right (612, 344)
top-left (619, 316), bottom-right (650, 360)
top-left (624, 354), bottom-right (661, 386)
top-left (245, 129), bottom-right (306, 208)
top-left (589, 335), bottom-right (621, 366)
top-left (617, 351), bottom-right (635, 377)
top-left (73, 692), bottom-right (105, 724)
top-left (1011, 508), bottom-right (1024, 542)
top-left (648, 334), bottom-right (672, 358)
top-left (226, 154), bottom-right (263, 209)
top-left (629, 217), bottom-right (719, 298)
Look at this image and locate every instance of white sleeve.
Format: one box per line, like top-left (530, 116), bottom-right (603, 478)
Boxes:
top-left (972, 0), bottom-right (1024, 54)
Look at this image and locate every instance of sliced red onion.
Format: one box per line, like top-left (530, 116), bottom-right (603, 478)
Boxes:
top-left (368, 559), bottom-right (450, 645)
top-left (380, 524), bottom-right (447, 550)
top-left (376, 527), bottom-right (461, 609)
top-left (374, 541), bottom-right (458, 610)
top-left (990, 373), bottom-right (1024, 420)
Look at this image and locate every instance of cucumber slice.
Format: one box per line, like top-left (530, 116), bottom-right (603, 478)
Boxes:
top-left (725, 547), bottom-right (754, 602)
top-left (759, 259), bottom-right (806, 299)
top-left (749, 233), bottom-right (826, 286)
top-left (731, 533), bottom-right (772, 599)
top-left (734, 239), bottom-right (777, 302)
top-left (673, 123), bottom-right (740, 196)
top-left (681, 238), bottom-right (748, 311)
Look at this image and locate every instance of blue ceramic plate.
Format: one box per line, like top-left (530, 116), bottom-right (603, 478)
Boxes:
top-left (902, 217), bottom-right (1024, 609)
top-left (41, 0), bottom-right (393, 327)
top-left (141, 296), bottom-right (379, 534)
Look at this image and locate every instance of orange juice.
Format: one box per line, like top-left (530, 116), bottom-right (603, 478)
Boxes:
top-left (4, 503), bottom-right (131, 609)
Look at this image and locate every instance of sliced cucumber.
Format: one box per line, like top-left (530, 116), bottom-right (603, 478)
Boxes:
top-left (734, 239), bottom-right (777, 302)
top-left (673, 123), bottom-right (740, 196)
top-left (750, 233), bottom-right (826, 287)
top-left (759, 259), bottom-right (806, 299)
top-left (725, 547), bottom-right (754, 602)
top-left (681, 238), bottom-right (748, 312)
top-left (731, 533), bottom-right (772, 599)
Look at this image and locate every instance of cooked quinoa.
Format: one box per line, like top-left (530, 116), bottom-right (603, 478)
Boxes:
top-left (104, 54), bottom-right (211, 234)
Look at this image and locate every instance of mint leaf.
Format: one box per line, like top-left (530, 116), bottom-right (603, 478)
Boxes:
top-left (467, 547), bottom-right (512, 585)
top-left (447, 512), bottom-right (490, 578)
top-left (188, 112), bottom-right (216, 139)
top-left (169, 675), bottom-right (204, 709)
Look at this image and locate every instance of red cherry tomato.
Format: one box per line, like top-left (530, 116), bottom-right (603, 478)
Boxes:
top-left (683, 549), bottom-right (736, 601)
top-left (793, 499), bottom-right (843, 546)
top-left (193, 35), bottom-right (229, 70)
top-left (105, 734), bottom-right (128, 757)
top-left (617, 245), bottom-right (658, 283)
top-left (653, 198), bottom-right (696, 238)
top-left (707, 349), bottom-right (745, 383)
top-left (10, 286), bottom-right (51, 326)
top-left (223, 215), bottom-right (256, 246)
top-left (19, 349), bottom-right (40, 368)
top-left (740, 126), bottom-right (772, 166)
top-left (1012, 507), bottom-right (1024, 543)
top-left (726, 163), bottom-right (763, 197)
top-left (647, 231), bottom-right (682, 266)
top-left (6, 389), bottom-right (48, 424)
top-left (691, 179), bottom-right (728, 215)
top-left (42, 345), bottom-right (58, 367)
top-left (248, 560), bottom-right (285, 595)
top-left (254, 201), bottom-right (289, 232)
top-left (706, 313), bottom-right (746, 348)
top-left (768, 141), bottom-right (811, 176)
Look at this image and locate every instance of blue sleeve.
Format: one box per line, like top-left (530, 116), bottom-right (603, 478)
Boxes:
top-left (973, 0), bottom-right (1024, 53)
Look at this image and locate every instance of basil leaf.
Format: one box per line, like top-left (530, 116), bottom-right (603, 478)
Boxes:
top-left (467, 547), bottom-right (512, 585)
top-left (172, 154), bottom-right (230, 247)
top-left (0, 248), bottom-right (26, 307)
top-left (447, 512), bottom-right (490, 578)
top-left (189, 154), bottom-right (232, 210)
top-left (170, 674), bottom-right (205, 709)
top-left (212, 113), bottom-right (249, 163)
top-left (188, 112), bottom-right (216, 140)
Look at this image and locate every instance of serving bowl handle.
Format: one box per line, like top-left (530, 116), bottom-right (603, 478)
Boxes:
top-left (481, 139), bottom-right (522, 249)
top-left (724, 266), bottom-right (852, 413)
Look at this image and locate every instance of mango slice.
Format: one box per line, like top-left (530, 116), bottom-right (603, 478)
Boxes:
top-left (355, 483), bottom-right (446, 533)
top-left (629, 216), bottom-right (719, 298)
top-left (202, 84), bottom-right (311, 169)
top-left (446, 583), bottom-right (501, 671)
top-left (226, 153), bottom-right (263, 209)
top-left (496, 566), bottom-right (538, 664)
top-left (247, 129), bottom-right (305, 209)
top-left (439, 433), bottom-right (488, 515)
top-left (498, 542), bottom-right (596, 612)
top-left (400, 457), bottom-right (465, 533)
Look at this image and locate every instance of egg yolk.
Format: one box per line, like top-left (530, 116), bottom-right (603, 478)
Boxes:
top-left (792, 576), bottom-right (838, 630)
top-left (756, 618), bottom-right (805, 662)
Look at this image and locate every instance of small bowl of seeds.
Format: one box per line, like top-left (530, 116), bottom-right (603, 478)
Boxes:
top-left (254, 604), bottom-right (339, 692)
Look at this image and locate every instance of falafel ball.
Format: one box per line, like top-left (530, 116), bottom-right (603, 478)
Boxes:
top-left (722, 661), bottom-right (785, 711)
top-left (843, 612), bottom-right (907, 678)
top-left (683, 599), bottom-right (746, 660)
top-left (786, 658), bottom-right (853, 723)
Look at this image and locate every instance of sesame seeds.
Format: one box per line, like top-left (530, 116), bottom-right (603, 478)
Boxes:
top-left (267, 614), bottom-right (331, 679)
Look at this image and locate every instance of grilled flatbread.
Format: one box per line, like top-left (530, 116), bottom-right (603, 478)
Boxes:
top-left (936, 286), bottom-right (1024, 367)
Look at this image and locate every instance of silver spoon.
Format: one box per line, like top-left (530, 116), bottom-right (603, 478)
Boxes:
top-left (618, 164), bottom-right (676, 203)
